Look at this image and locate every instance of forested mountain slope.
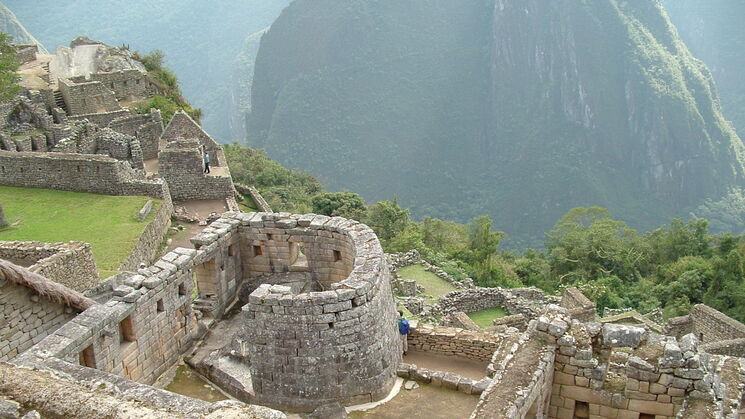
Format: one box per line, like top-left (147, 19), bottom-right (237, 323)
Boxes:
top-left (247, 0), bottom-right (745, 247)
top-left (663, 0), bottom-right (745, 138)
top-left (3, 0), bottom-right (290, 143)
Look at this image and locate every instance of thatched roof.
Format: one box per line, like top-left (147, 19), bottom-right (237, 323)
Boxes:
top-left (0, 259), bottom-right (96, 311)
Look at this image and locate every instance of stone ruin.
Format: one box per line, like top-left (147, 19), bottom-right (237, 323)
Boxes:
top-left (2, 38), bottom-right (238, 213)
top-left (0, 38), bottom-right (745, 419)
top-left (1, 208), bottom-right (745, 417)
top-left (0, 212), bottom-right (401, 416)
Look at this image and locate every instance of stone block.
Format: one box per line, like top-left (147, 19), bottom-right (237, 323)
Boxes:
top-left (602, 324), bottom-right (646, 348)
top-left (627, 399), bottom-right (673, 416)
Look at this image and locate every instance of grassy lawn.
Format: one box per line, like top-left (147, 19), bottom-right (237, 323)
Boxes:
top-left (467, 307), bottom-right (508, 328)
top-left (398, 264), bottom-right (457, 303)
top-left (0, 186), bottom-right (162, 279)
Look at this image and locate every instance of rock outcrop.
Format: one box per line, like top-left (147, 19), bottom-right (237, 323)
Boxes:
top-left (247, 0), bottom-right (745, 245)
top-left (0, 203), bottom-right (7, 228)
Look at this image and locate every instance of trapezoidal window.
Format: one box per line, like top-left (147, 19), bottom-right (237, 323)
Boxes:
top-left (333, 250), bottom-right (342, 262)
top-left (156, 298), bottom-right (164, 312)
top-left (253, 245), bottom-right (263, 256)
top-left (79, 345), bottom-right (96, 368)
top-left (119, 315), bottom-right (136, 343)
top-left (228, 244), bottom-right (236, 257)
top-left (573, 401), bottom-right (589, 419)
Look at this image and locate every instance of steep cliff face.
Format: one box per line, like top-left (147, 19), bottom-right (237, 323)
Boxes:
top-left (0, 3), bottom-right (46, 52)
top-left (663, 0), bottom-right (745, 137)
top-left (249, 0), bottom-right (745, 245)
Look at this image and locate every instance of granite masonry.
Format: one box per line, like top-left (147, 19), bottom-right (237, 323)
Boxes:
top-left (189, 212), bottom-right (402, 412)
top-left (0, 241), bottom-right (98, 292)
top-left (2, 37), bottom-right (745, 419)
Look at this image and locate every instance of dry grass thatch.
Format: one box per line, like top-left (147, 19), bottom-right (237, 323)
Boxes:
top-left (0, 259), bottom-right (96, 311)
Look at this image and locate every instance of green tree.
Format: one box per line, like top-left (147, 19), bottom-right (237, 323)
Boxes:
top-left (224, 144), bottom-right (322, 213)
top-left (646, 219), bottom-right (712, 265)
top-left (365, 199), bottom-right (411, 246)
top-left (422, 216), bottom-right (469, 256)
top-left (387, 223), bottom-right (426, 254)
top-left (0, 34), bottom-right (20, 102)
top-left (311, 192), bottom-right (366, 220)
top-left (546, 207), bottom-right (648, 285)
top-left (132, 50), bottom-right (202, 123)
top-left (467, 215), bottom-right (504, 265)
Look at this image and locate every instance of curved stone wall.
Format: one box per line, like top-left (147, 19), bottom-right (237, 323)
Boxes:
top-left (242, 213), bottom-right (401, 412)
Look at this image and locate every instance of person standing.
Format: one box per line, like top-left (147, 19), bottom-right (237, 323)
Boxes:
top-left (203, 152), bottom-right (211, 174)
top-left (397, 310), bottom-right (410, 356)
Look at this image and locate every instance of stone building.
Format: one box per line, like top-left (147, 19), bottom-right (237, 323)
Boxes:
top-left (0, 259), bottom-right (96, 362)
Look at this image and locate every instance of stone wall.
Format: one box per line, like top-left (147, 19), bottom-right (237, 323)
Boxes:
top-left (472, 339), bottom-right (555, 418)
top-left (688, 304), bottom-right (745, 343)
top-left (161, 111), bottom-right (225, 166)
top-left (108, 110), bottom-right (163, 160)
top-left (15, 246), bottom-right (201, 385)
top-left (158, 139), bottom-right (236, 201)
top-left (67, 109), bottom-right (130, 127)
top-left (408, 324), bottom-right (502, 362)
top-left (0, 241), bottom-right (98, 292)
top-left (444, 311), bottom-right (480, 330)
top-left (0, 151), bottom-right (164, 198)
top-left (0, 361), bottom-right (284, 418)
top-left (75, 70), bottom-right (159, 103)
top-left (701, 338), bottom-right (745, 358)
top-left (0, 280), bottom-right (76, 361)
top-left (437, 287), bottom-right (560, 319)
top-left (235, 183), bottom-right (273, 213)
top-left (59, 78), bottom-right (121, 116)
top-left (491, 313), bottom-right (527, 330)
top-left (119, 187), bottom-right (173, 272)
top-left (561, 287), bottom-right (597, 322)
top-left (12, 44), bottom-right (38, 64)
top-left (530, 308), bottom-right (724, 419)
top-left (389, 249), bottom-right (475, 290)
top-left (237, 212), bottom-right (401, 412)
top-left (665, 315), bottom-right (693, 338)
top-left (397, 362), bottom-right (490, 396)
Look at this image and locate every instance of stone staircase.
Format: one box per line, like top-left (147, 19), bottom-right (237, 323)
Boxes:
top-left (193, 295), bottom-right (218, 314)
top-left (53, 90), bottom-right (67, 114)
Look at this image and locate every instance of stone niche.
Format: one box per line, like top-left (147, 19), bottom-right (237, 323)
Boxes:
top-left (240, 213), bottom-right (401, 412)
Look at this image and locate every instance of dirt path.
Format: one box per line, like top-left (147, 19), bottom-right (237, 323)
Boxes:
top-left (167, 199), bottom-right (229, 251)
top-left (349, 384), bottom-right (478, 419)
top-left (403, 350), bottom-right (488, 381)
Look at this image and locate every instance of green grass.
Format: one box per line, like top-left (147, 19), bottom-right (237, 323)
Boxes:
top-left (0, 186), bottom-right (162, 279)
top-left (467, 307), bottom-right (508, 328)
top-left (238, 193), bottom-right (260, 212)
top-left (398, 264), bottom-right (457, 303)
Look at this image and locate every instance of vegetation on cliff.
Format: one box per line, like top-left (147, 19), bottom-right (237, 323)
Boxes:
top-left (664, 0), bottom-right (745, 138)
top-left (132, 50), bottom-right (201, 124)
top-left (0, 33), bottom-right (19, 101)
top-left (246, 0), bottom-right (745, 247)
